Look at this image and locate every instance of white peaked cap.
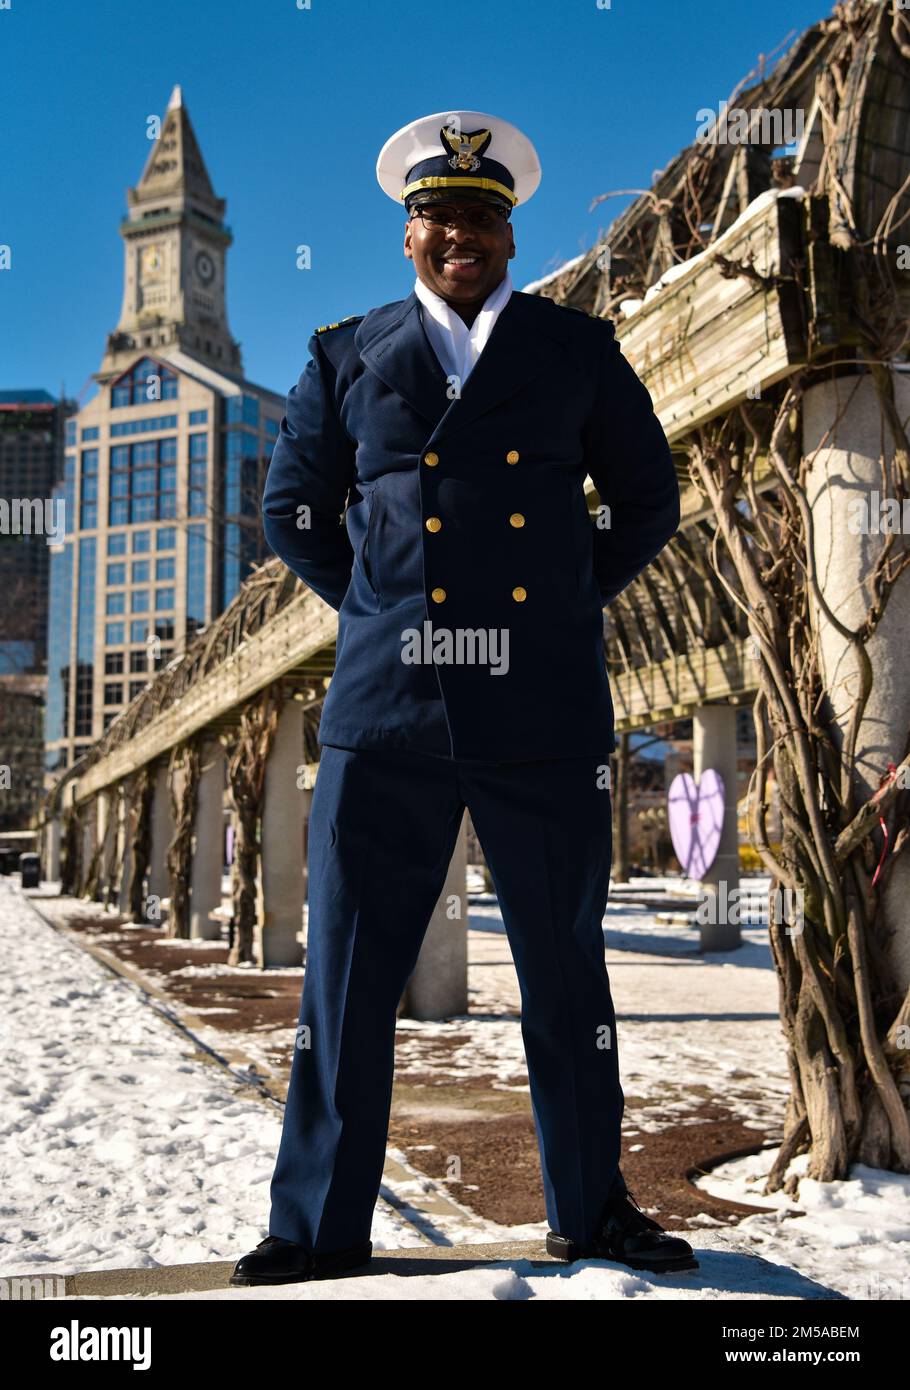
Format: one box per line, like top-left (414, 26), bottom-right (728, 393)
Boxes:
top-left (376, 109), bottom-right (541, 208)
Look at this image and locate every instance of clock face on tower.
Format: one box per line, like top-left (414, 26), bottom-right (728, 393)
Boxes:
top-left (141, 244), bottom-right (162, 275)
top-left (194, 250), bottom-right (215, 285)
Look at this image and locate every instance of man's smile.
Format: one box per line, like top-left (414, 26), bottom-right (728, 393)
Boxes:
top-left (438, 252), bottom-right (485, 282)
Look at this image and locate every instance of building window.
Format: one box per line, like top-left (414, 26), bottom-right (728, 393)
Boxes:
top-left (189, 432), bottom-right (208, 459)
top-left (131, 560), bottom-right (150, 583)
top-left (188, 409), bottom-right (208, 425)
top-left (131, 589), bottom-right (150, 612)
top-left (107, 563), bottom-right (126, 585)
top-left (75, 538), bottom-right (96, 736)
top-left (226, 394), bottom-right (259, 428)
top-left (65, 419), bottom-right (77, 446)
top-left (189, 456), bottom-right (206, 517)
top-left (104, 683), bottom-right (123, 705)
top-left (110, 357), bottom-right (178, 408)
top-left (104, 652), bottom-right (124, 674)
top-left (265, 418), bottom-right (280, 439)
top-left (80, 448), bottom-right (99, 528)
top-left (81, 425), bottom-right (100, 441)
top-left (129, 650), bottom-right (148, 673)
top-left (106, 592), bottom-right (126, 615)
top-left (45, 535), bottom-right (73, 750)
top-left (155, 555), bottom-right (175, 581)
top-left (129, 680), bottom-right (147, 700)
top-left (107, 439), bottom-right (179, 525)
top-left (130, 621), bottom-right (148, 644)
top-left (155, 619), bottom-right (175, 642)
top-left (108, 532), bottom-right (127, 555)
top-left (132, 531), bottom-right (151, 552)
top-left (105, 621), bottom-right (125, 645)
top-left (186, 525), bottom-right (206, 636)
top-left (109, 414), bottom-right (178, 437)
top-left (156, 528), bottom-right (176, 550)
top-left (155, 587), bottom-right (174, 610)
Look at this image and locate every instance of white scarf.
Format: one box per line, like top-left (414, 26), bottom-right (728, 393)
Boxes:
top-left (414, 269), bottom-right (513, 386)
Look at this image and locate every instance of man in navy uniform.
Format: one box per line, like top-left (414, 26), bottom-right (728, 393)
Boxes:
top-left (232, 111), bottom-right (692, 1286)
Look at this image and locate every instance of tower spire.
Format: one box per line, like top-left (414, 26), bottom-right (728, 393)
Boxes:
top-left (99, 88), bottom-right (241, 381)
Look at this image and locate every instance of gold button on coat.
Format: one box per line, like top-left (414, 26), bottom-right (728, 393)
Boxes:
top-left (506, 450), bottom-right (520, 464)
top-left (425, 516), bottom-right (442, 532)
top-left (509, 513), bottom-right (525, 527)
top-left (424, 451), bottom-right (439, 466)
top-left (431, 587), bottom-right (446, 603)
top-left (512, 586), bottom-right (527, 602)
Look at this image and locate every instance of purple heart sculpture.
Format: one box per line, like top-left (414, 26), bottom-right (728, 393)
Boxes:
top-left (667, 770), bottom-right (725, 878)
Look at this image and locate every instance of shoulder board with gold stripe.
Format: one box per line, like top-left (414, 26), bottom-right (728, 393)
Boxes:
top-left (313, 314), bottom-right (364, 335)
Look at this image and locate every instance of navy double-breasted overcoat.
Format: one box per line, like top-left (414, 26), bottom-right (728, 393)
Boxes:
top-left (261, 287), bottom-right (679, 760)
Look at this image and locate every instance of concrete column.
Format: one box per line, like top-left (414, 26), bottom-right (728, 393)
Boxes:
top-left (45, 818), bottom-right (61, 882)
top-left (190, 741), bottom-right (226, 940)
top-left (80, 809), bottom-right (96, 896)
top-left (693, 702), bottom-right (740, 950)
top-left (400, 811), bottom-right (469, 1020)
top-left (117, 786), bottom-right (133, 916)
top-left (804, 370), bottom-right (910, 995)
top-left (147, 762), bottom-right (173, 924)
top-left (257, 700), bottom-right (306, 966)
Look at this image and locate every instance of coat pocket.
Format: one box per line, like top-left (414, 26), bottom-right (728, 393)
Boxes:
top-left (363, 489), bottom-right (381, 601)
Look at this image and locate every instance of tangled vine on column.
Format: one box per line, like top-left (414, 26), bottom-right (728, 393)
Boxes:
top-left (126, 766), bottom-right (154, 923)
top-left (165, 740), bottom-right (202, 939)
top-left (60, 804), bottom-right (81, 898)
top-left (685, 351), bottom-right (910, 1188)
top-left (79, 796), bottom-right (103, 900)
top-left (225, 684), bottom-right (285, 965)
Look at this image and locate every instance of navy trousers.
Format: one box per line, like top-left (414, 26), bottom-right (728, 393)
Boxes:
top-left (268, 743), bottom-right (627, 1250)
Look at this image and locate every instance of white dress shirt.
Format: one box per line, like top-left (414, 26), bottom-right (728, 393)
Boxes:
top-left (414, 268), bottom-right (513, 386)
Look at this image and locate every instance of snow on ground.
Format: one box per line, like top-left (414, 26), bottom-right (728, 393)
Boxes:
top-left (0, 879), bottom-right (485, 1276)
top-left (3, 875), bottom-right (908, 1299)
top-left (693, 1147), bottom-right (910, 1302)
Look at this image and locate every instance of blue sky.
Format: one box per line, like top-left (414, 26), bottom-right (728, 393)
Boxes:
top-left (2, 0), bottom-right (829, 403)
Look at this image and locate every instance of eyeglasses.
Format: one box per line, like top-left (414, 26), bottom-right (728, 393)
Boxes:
top-left (409, 203), bottom-right (510, 230)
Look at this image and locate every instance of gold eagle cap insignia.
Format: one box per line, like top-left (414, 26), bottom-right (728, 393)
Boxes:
top-left (439, 124), bottom-right (492, 172)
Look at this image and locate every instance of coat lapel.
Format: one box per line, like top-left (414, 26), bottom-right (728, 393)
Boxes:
top-left (356, 288), bottom-right (571, 439)
top-left (356, 290), bottom-right (451, 429)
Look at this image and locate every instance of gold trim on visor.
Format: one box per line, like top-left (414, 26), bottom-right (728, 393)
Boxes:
top-left (401, 175), bottom-right (518, 206)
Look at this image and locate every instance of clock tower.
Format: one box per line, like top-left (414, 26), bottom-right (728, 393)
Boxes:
top-left (98, 85), bottom-right (243, 382)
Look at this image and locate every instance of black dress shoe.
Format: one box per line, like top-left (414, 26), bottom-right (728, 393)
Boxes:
top-left (547, 1188), bottom-right (699, 1273)
top-left (230, 1235), bottom-right (373, 1286)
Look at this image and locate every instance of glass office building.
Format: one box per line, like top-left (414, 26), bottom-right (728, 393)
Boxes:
top-left (44, 87), bottom-right (285, 772)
